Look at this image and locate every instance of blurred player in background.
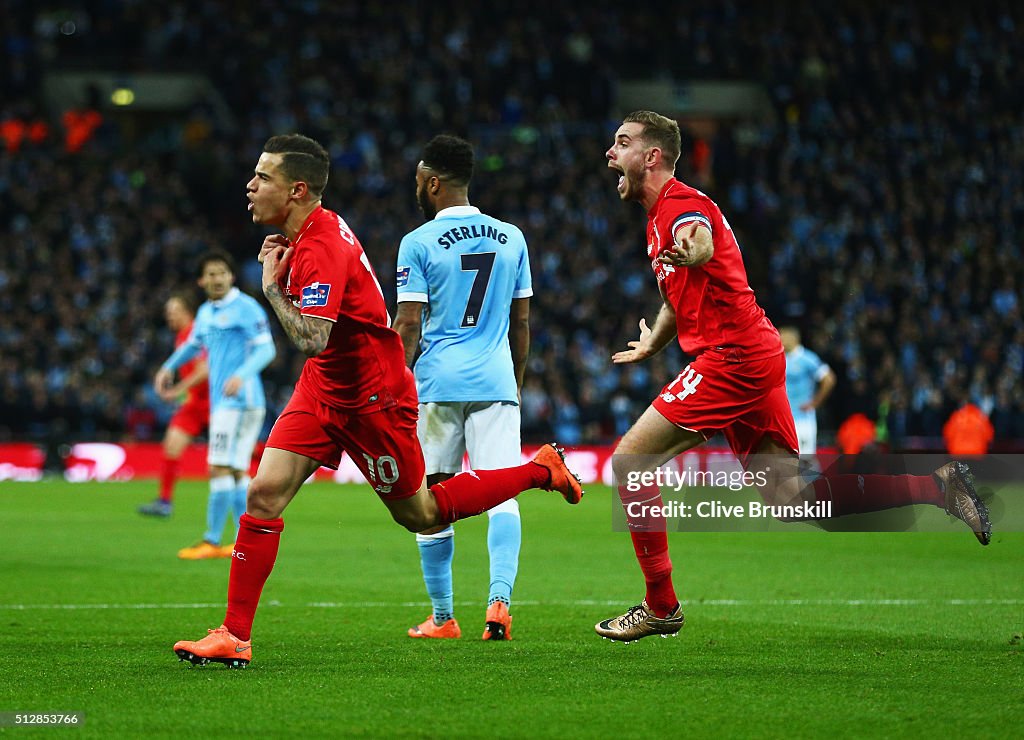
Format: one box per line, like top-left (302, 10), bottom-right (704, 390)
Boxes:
top-left (598, 110), bottom-right (991, 643)
top-left (172, 134), bottom-right (580, 668)
top-left (138, 293), bottom-right (209, 518)
top-left (393, 135), bottom-right (532, 641)
top-left (155, 251), bottom-right (276, 559)
top-left (780, 326), bottom-right (836, 455)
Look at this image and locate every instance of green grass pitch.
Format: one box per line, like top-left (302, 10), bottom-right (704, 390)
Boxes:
top-left (1, 479), bottom-right (1021, 738)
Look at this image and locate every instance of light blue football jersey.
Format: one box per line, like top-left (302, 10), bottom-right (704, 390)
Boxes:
top-left (396, 205), bottom-right (532, 403)
top-left (176, 288), bottom-right (274, 410)
top-left (785, 345), bottom-right (830, 422)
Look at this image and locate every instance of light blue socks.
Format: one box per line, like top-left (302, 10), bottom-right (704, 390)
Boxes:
top-left (203, 474), bottom-right (235, 544)
top-left (416, 527), bottom-right (455, 624)
top-left (231, 476), bottom-right (250, 540)
top-left (486, 510), bottom-right (521, 606)
top-left (415, 503), bottom-right (522, 623)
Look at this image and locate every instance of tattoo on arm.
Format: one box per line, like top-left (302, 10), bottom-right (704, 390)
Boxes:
top-left (263, 282), bottom-right (332, 356)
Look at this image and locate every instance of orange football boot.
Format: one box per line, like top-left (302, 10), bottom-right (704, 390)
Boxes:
top-left (173, 625), bottom-right (251, 668)
top-left (408, 616), bottom-right (462, 639)
top-left (482, 602), bottom-right (513, 641)
top-left (177, 541), bottom-right (231, 560)
top-left (218, 543), bottom-right (236, 557)
top-left (531, 443), bottom-right (584, 504)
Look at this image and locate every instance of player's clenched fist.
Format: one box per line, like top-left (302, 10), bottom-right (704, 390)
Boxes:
top-left (261, 238), bottom-right (294, 294)
top-left (258, 233), bottom-right (290, 264)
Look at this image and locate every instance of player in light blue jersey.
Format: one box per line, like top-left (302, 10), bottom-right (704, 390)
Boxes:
top-left (393, 135), bottom-right (531, 640)
top-left (780, 327), bottom-right (836, 455)
top-left (156, 250), bottom-right (276, 560)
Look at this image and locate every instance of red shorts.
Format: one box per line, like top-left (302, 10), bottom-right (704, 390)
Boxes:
top-left (652, 350), bottom-right (798, 463)
top-left (168, 398), bottom-right (210, 437)
top-left (266, 377), bottom-right (425, 501)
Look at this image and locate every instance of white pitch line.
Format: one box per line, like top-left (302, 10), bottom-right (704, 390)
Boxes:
top-left (0, 598), bottom-right (1021, 611)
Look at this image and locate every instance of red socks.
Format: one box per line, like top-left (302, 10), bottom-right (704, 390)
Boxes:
top-left (813, 474), bottom-right (942, 517)
top-left (430, 463), bottom-right (549, 523)
top-left (223, 513), bottom-right (284, 641)
top-left (631, 530), bottom-right (678, 617)
top-left (620, 483), bottom-right (678, 618)
top-left (159, 458), bottom-right (179, 503)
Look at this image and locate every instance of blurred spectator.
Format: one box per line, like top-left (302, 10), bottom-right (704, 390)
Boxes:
top-left (837, 413), bottom-right (878, 455)
top-left (942, 403), bottom-right (994, 456)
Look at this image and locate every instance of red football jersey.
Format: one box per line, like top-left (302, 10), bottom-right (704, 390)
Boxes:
top-left (175, 322), bottom-right (209, 405)
top-left (647, 178), bottom-right (781, 360)
top-left (283, 205), bottom-right (410, 412)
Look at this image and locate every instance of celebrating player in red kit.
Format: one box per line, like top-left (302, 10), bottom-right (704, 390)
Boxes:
top-left (596, 111), bottom-right (991, 643)
top-left (172, 134), bottom-right (582, 667)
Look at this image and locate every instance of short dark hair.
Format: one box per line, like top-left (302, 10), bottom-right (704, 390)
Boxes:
top-left (421, 134), bottom-right (474, 187)
top-left (167, 291), bottom-right (198, 314)
top-left (196, 248), bottom-right (236, 278)
top-left (623, 111), bottom-right (681, 169)
top-left (263, 134), bottom-right (330, 198)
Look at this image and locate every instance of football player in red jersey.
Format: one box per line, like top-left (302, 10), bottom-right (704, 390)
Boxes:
top-left (172, 134), bottom-right (582, 667)
top-left (596, 111), bottom-right (991, 643)
top-left (138, 293), bottom-right (209, 518)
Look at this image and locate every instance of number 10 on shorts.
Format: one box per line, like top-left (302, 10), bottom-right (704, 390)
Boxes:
top-left (361, 453), bottom-right (400, 494)
top-left (661, 365), bottom-right (704, 403)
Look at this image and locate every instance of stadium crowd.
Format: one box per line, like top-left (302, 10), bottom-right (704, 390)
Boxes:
top-left (1, 1), bottom-right (1022, 450)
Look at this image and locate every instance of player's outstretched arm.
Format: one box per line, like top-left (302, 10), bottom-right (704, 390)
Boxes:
top-left (260, 238), bottom-right (332, 357)
top-left (658, 223), bottom-right (714, 267)
top-left (612, 299), bottom-right (677, 364)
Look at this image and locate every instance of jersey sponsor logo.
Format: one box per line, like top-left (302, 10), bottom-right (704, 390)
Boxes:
top-left (396, 266), bottom-right (410, 288)
top-left (301, 282), bottom-right (331, 308)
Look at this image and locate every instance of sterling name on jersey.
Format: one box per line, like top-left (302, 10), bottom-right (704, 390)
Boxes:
top-left (188, 288), bottom-right (273, 410)
top-left (396, 205), bottom-right (532, 403)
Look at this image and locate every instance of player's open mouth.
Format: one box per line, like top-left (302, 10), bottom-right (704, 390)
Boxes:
top-left (247, 200), bottom-right (255, 212)
top-left (609, 164), bottom-right (625, 193)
